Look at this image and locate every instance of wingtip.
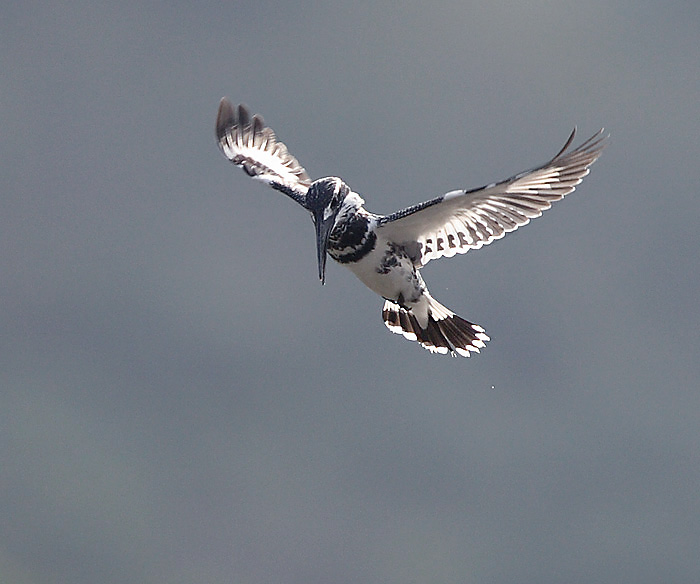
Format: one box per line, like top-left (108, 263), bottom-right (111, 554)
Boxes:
top-left (236, 103), bottom-right (251, 127)
top-left (216, 97), bottom-right (235, 139)
top-left (551, 126), bottom-right (610, 161)
top-left (552, 127), bottom-right (577, 160)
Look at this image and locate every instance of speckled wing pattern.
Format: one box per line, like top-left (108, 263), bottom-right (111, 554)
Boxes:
top-left (377, 129), bottom-right (608, 267)
top-left (216, 99), bottom-right (312, 209)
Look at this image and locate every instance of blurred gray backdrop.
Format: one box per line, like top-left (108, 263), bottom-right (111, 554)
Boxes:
top-left (2, 1), bottom-right (699, 583)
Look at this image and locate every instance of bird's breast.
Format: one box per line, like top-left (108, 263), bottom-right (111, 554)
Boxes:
top-left (327, 213), bottom-right (376, 264)
top-left (343, 239), bottom-right (426, 306)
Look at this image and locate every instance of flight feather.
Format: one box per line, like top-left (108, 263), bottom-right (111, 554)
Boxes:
top-left (216, 99), bottom-right (312, 208)
top-left (377, 129), bottom-right (608, 267)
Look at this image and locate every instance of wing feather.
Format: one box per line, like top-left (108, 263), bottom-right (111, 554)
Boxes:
top-left (216, 99), bottom-right (312, 208)
top-left (377, 128), bottom-right (607, 266)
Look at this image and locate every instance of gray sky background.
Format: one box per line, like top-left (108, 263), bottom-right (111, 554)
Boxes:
top-left (3, 1), bottom-right (700, 583)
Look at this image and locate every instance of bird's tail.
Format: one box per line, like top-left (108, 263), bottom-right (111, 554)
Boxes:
top-left (382, 297), bottom-right (490, 357)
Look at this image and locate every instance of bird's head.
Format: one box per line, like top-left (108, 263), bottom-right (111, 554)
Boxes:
top-left (306, 177), bottom-right (350, 285)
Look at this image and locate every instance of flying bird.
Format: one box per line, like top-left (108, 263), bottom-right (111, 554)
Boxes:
top-left (216, 99), bottom-right (607, 357)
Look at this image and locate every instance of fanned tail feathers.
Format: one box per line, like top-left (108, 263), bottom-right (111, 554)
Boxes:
top-left (382, 298), bottom-right (490, 357)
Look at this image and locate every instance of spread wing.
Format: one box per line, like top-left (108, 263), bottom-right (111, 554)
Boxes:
top-left (376, 128), bottom-right (608, 267)
top-left (216, 99), bottom-right (312, 209)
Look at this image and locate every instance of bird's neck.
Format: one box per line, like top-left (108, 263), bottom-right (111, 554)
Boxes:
top-left (331, 192), bottom-right (363, 225)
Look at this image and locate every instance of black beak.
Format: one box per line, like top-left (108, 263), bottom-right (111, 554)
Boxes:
top-left (314, 212), bottom-right (335, 285)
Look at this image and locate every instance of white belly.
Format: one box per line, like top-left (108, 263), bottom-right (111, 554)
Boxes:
top-left (343, 239), bottom-right (426, 305)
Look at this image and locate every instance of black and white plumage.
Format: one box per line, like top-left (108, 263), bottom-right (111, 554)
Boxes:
top-left (216, 99), bottom-right (607, 357)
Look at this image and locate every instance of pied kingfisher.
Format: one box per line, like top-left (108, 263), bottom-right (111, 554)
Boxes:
top-left (216, 99), bottom-right (607, 357)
